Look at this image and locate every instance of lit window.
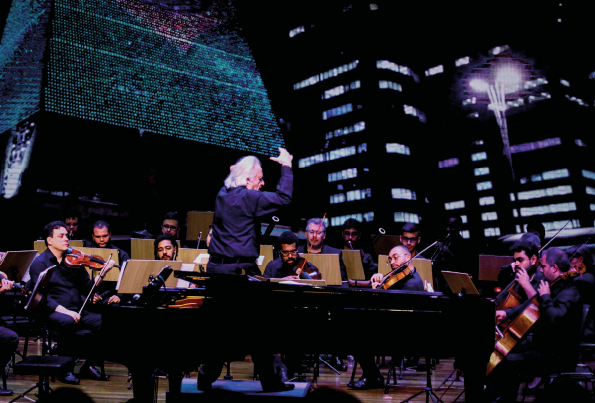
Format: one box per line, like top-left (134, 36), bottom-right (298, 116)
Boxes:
top-left (329, 146), bottom-right (356, 161)
top-left (510, 137), bottom-right (561, 154)
top-left (484, 227), bottom-right (501, 237)
top-left (439, 158), bottom-right (459, 168)
top-left (510, 192), bottom-right (515, 201)
top-left (378, 80), bottom-right (402, 92)
top-left (363, 212), bottom-right (374, 222)
top-left (346, 188), bottom-right (372, 202)
top-left (445, 200), bottom-right (465, 210)
top-left (542, 219), bottom-right (580, 231)
top-left (322, 103), bottom-right (353, 120)
top-left (474, 167), bottom-right (490, 176)
top-left (560, 79), bottom-right (570, 87)
top-left (299, 153), bottom-right (326, 168)
top-left (468, 112), bottom-right (479, 118)
top-left (517, 185), bottom-right (573, 200)
top-left (289, 26), bottom-right (304, 38)
top-left (386, 143), bottom-right (410, 155)
top-left (331, 213), bottom-right (363, 227)
top-left (323, 80), bottom-right (361, 99)
top-left (476, 181), bottom-right (493, 191)
top-left (479, 196), bottom-right (495, 206)
top-left (520, 177), bottom-right (528, 184)
top-left (425, 65), bottom-right (444, 76)
top-left (461, 215), bottom-right (467, 223)
top-left (455, 56), bottom-right (470, 67)
top-left (591, 204), bottom-right (595, 211)
top-left (587, 186), bottom-right (595, 195)
top-left (481, 212), bottom-right (498, 221)
top-left (330, 193), bottom-right (345, 204)
top-left (576, 139), bottom-right (587, 147)
top-left (327, 168), bottom-right (357, 183)
top-left (392, 188), bottom-right (417, 200)
top-left (471, 151), bottom-right (487, 161)
top-left (376, 60), bottom-right (419, 82)
top-left (583, 170), bottom-right (595, 180)
top-left (404, 104), bottom-right (426, 123)
top-left (513, 209), bottom-right (519, 218)
top-left (531, 174), bottom-right (542, 182)
top-left (462, 97), bottom-right (476, 106)
top-left (516, 225), bottom-right (521, 234)
top-left (528, 92), bottom-right (552, 103)
top-left (326, 121), bottom-right (365, 139)
top-left (394, 212), bottom-right (419, 224)
top-left (461, 230), bottom-right (470, 239)
top-left (542, 168), bottom-right (569, 181)
top-left (520, 202), bottom-right (577, 217)
top-left (294, 60), bottom-right (359, 90)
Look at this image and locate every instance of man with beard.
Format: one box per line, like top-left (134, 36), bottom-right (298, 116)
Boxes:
top-left (341, 218), bottom-right (377, 280)
top-left (263, 231), bottom-right (319, 280)
top-left (154, 234), bottom-right (178, 261)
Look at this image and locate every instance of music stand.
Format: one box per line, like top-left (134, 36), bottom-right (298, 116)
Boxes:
top-left (116, 260), bottom-right (182, 294)
top-left (342, 250), bottom-right (365, 280)
top-left (306, 254), bottom-right (342, 285)
top-left (0, 251), bottom-right (38, 326)
top-left (402, 356), bottom-right (444, 403)
top-left (442, 271), bottom-right (480, 296)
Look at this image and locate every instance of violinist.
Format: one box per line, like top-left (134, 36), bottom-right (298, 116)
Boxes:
top-left (298, 218), bottom-right (347, 280)
top-left (199, 149), bottom-right (294, 393)
top-left (83, 220), bottom-right (130, 264)
top-left (489, 248), bottom-right (582, 403)
top-left (0, 279), bottom-right (18, 396)
top-left (29, 221), bottom-right (116, 385)
top-left (342, 218), bottom-right (377, 280)
top-left (263, 231), bottom-right (319, 280)
top-left (154, 233), bottom-right (178, 261)
top-left (370, 245), bottom-right (424, 291)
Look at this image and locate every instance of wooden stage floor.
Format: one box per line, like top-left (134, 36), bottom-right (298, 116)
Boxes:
top-left (2, 338), bottom-right (592, 402)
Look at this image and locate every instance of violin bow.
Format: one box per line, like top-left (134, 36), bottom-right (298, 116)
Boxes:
top-left (538, 219), bottom-right (571, 254)
top-left (78, 253), bottom-right (113, 315)
top-left (298, 213), bottom-right (326, 276)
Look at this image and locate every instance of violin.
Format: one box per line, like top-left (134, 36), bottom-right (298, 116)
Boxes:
top-left (0, 271), bottom-right (27, 293)
top-left (64, 247), bottom-right (120, 270)
top-left (292, 258), bottom-right (322, 280)
top-left (376, 265), bottom-right (415, 290)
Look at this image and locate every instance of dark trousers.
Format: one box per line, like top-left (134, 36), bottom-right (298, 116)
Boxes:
top-left (46, 311), bottom-right (102, 371)
top-left (354, 354), bottom-right (383, 380)
top-left (0, 326), bottom-right (18, 373)
top-left (207, 262), bottom-right (260, 276)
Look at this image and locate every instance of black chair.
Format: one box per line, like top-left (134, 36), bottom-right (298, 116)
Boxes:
top-left (9, 355), bottom-right (75, 402)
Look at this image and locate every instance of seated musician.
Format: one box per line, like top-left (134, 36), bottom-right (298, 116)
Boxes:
top-left (263, 231), bottom-right (319, 280)
top-left (566, 244), bottom-right (595, 341)
top-left (29, 221), bottom-right (116, 384)
top-left (489, 248), bottom-right (582, 403)
top-left (154, 233), bottom-right (178, 261)
top-left (65, 210), bottom-right (83, 241)
top-left (351, 245), bottom-right (425, 390)
top-left (341, 218), bottom-right (377, 280)
top-left (0, 278), bottom-right (18, 396)
top-left (401, 222), bottom-right (422, 259)
top-left (298, 217), bottom-right (347, 280)
top-left (83, 220), bottom-right (130, 264)
top-left (497, 233), bottom-right (540, 291)
top-left (495, 240), bottom-right (541, 322)
top-left (160, 212), bottom-right (188, 248)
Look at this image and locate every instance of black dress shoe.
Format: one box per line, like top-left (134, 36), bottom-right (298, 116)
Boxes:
top-left (351, 376), bottom-right (385, 390)
top-left (263, 383), bottom-right (295, 392)
top-left (0, 389), bottom-right (13, 396)
top-left (79, 365), bottom-right (110, 381)
top-left (59, 371), bottom-right (80, 385)
top-left (332, 355), bottom-right (347, 371)
top-left (279, 368), bottom-right (289, 383)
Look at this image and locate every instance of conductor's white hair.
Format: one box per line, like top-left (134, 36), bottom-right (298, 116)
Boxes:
top-left (224, 156), bottom-right (262, 189)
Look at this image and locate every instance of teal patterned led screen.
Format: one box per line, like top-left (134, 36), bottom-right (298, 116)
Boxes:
top-left (39, 0), bottom-right (283, 154)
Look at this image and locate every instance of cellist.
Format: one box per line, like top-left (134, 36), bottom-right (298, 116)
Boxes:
top-left (488, 248), bottom-right (582, 403)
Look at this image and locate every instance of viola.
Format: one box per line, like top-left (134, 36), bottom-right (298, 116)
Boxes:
top-left (487, 267), bottom-right (582, 376)
top-left (291, 258), bottom-right (322, 280)
top-left (64, 247), bottom-right (120, 270)
top-left (376, 265), bottom-right (415, 290)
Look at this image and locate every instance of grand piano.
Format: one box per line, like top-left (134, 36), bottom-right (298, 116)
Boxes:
top-left (102, 274), bottom-right (494, 402)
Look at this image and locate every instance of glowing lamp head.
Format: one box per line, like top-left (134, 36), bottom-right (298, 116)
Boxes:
top-left (469, 78), bottom-right (489, 92)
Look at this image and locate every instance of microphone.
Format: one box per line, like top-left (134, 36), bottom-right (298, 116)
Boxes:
top-left (197, 231), bottom-right (202, 249)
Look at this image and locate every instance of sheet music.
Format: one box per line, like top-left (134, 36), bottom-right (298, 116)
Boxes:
top-left (116, 260), bottom-right (128, 291)
top-left (176, 263), bottom-right (196, 288)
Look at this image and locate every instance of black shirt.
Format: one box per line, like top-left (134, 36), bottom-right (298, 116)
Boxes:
top-left (298, 244), bottom-right (347, 280)
top-left (29, 249), bottom-right (94, 312)
top-left (387, 269), bottom-right (425, 292)
top-left (82, 240), bottom-right (131, 264)
top-left (263, 256), bottom-right (319, 279)
top-left (209, 166), bottom-right (293, 260)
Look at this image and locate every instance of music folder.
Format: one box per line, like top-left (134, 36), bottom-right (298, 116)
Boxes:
top-left (442, 271), bottom-right (481, 295)
top-left (0, 250), bottom-right (38, 283)
top-left (116, 260), bottom-right (182, 294)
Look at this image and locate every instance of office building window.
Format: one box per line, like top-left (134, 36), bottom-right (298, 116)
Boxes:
top-left (329, 145), bottom-right (356, 161)
top-left (455, 56), bottom-right (470, 67)
top-left (379, 80), bottom-right (402, 91)
top-left (479, 196), bottom-right (495, 205)
top-left (524, 78), bottom-right (548, 89)
top-left (520, 202), bottom-right (577, 217)
top-left (513, 209), bottom-right (519, 218)
top-left (298, 153), bottom-right (325, 168)
top-left (542, 168), bottom-right (569, 181)
top-left (376, 60), bottom-right (419, 82)
top-left (394, 212), bottom-right (419, 224)
top-left (346, 188), bottom-right (371, 202)
top-left (587, 186), bottom-right (595, 196)
top-left (323, 80), bottom-right (361, 99)
top-left (294, 60), bottom-right (359, 90)
top-left (510, 137), bottom-right (561, 154)
top-left (484, 227), bottom-right (501, 237)
top-left (583, 170), bottom-right (595, 180)
top-left (439, 158), bottom-right (459, 168)
top-left (482, 212), bottom-right (498, 221)
top-left (325, 121), bottom-right (366, 140)
top-left (517, 185), bottom-right (573, 200)
top-left (425, 65), bottom-right (444, 76)
top-left (392, 188), bottom-right (416, 200)
top-left (528, 92), bottom-right (551, 103)
top-left (477, 181), bottom-right (493, 191)
top-left (404, 104), bottom-right (426, 123)
top-left (560, 79), bottom-right (570, 87)
top-left (330, 193), bottom-right (345, 204)
top-left (576, 139), bottom-right (587, 147)
top-left (474, 167), bottom-right (490, 176)
top-left (445, 200), bottom-right (465, 210)
top-left (462, 97), bottom-right (476, 106)
top-left (542, 219), bottom-right (580, 231)
top-left (516, 225), bottom-right (522, 233)
top-left (471, 151), bottom-right (487, 161)
top-left (510, 192), bottom-right (516, 202)
top-left (461, 230), bottom-right (470, 239)
top-left (386, 143), bottom-right (410, 155)
top-left (363, 212), bottom-right (374, 222)
top-left (289, 26), bottom-right (305, 38)
top-left (323, 103), bottom-right (353, 120)
top-left (591, 204), bottom-right (595, 211)
top-left (327, 168), bottom-right (357, 183)
top-left (461, 215), bottom-right (467, 224)
top-left (565, 95), bottom-right (588, 107)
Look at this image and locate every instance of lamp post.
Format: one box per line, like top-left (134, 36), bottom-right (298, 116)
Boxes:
top-left (468, 58), bottom-right (529, 181)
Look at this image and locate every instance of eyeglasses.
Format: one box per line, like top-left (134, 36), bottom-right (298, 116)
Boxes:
top-left (401, 236), bottom-right (419, 244)
top-left (387, 253), bottom-right (409, 264)
top-left (279, 250), bottom-right (298, 256)
top-left (162, 225), bottom-right (178, 231)
top-left (308, 230), bottom-right (325, 236)
top-left (343, 231), bottom-right (360, 237)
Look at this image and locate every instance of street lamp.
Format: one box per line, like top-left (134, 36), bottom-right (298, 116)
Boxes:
top-left (466, 55), bottom-right (531, 181)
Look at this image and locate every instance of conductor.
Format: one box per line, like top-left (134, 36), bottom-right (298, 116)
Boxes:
top-left (207, 148), bottom-right (293, 276)
top-left (198, 148), bottom-right (294, 393)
